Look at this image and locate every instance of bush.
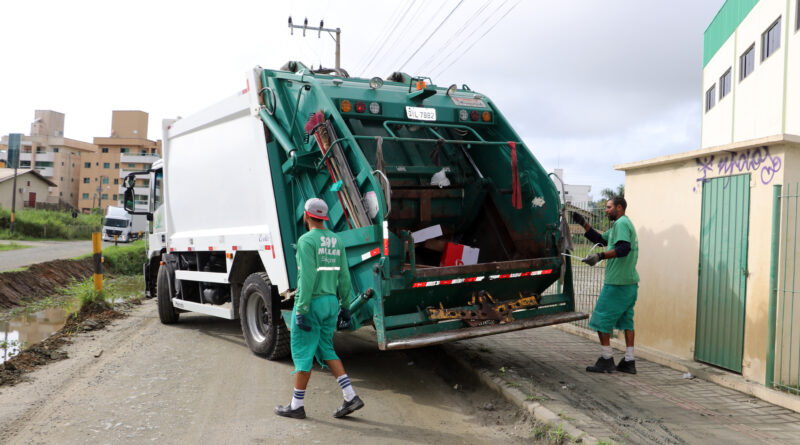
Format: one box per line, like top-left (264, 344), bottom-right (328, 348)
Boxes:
top-left (0, 208), bottom-right (102, 240)
top-left (103, 240), bottom-right (146, 275)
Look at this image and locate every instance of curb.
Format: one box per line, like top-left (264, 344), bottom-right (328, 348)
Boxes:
top-left (441, 343), bottom-right (599, 445)
top-left (556, 323), bottom-right (800, 415)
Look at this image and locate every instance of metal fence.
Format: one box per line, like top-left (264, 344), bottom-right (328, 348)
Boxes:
top-left (769, 185), bottom-right (800, 395)
top-left (543, 201), bottom-right (606, 329)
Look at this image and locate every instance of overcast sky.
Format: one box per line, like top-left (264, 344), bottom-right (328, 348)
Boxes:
top-left (0, 0), bottom-right (723, 198)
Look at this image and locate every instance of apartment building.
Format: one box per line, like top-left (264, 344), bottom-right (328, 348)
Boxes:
top-left (77, 111), bottom-right (161, 214)
top-left (0, 110), bottom-right (97, 208)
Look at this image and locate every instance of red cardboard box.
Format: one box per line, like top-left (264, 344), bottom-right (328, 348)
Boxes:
top-left (440, 242), bottom-right (480, 267)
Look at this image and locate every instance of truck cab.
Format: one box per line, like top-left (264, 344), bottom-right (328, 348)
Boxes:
top-left (102, 206), bottom-right (136, 243)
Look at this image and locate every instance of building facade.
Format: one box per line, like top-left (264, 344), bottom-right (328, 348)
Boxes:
top-left (552, 168), bottom-right (593, 204)
top-left (0, 110), bottom-right (97, 208)
top-left (0, 168), bottom-right (58, 210)
top-left (616, 0), bottom-right (800, 389)
top-left (77, 111), bottom-right (161, 214)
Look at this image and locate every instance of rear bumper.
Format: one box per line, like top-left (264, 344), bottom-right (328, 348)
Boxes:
top-left (383, 311), bottom-right (588, 350)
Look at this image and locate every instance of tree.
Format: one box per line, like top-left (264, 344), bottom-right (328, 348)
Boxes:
top-left (599, 184), bottom-right (625, 201)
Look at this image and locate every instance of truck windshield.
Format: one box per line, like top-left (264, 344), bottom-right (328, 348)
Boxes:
top-left (105, 218), bottom-right (128, 228)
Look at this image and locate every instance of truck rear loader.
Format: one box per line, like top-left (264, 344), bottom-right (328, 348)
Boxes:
top-left (124, 63), bottom-right (587, 359)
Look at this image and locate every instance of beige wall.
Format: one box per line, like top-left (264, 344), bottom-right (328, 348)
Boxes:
top-left (786, 0), bottom-right (800, 136)
top-left (622, 142), bottom-right (794, 384)
top-left (111, 111), bottom-right (148, 139)
top-left (0, 171), bottom-right (54, 209)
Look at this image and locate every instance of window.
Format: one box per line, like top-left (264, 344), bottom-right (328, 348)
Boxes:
top-left (60, 177), bottom-right (64, 182)
top-left (719, 69), bottom-right (732, 99)
top-left (797, 0), bottom-right (800, 31)
top-left (101, 194), bottom-right (108, 200)
top-left (82, 193), bottom-right (89, 199)
top-left (762, 18), bottom-right (781, 60)
top-left (83, 177), bottom-right (90, 184)
top-left (113, 194), bottom-right (118, 201)
top-left (36, 146), bottom-right (44, 153)
top-left (61, 162), bottom-right (64, 166)
top-left (21, 161), bottom-right (31, 167)
top-left (113, 178), bottom-right (119, 185)
top-left (140, 149), bottom-right (146, 154)
top-left (128, 163), bottom-right (136, 168)
top-left (740, 44), bottom-right (755, 80)
top-left (114, 163), bottom-right (119, 169)
top-left (103, 162), bottom-right (110, 168)
top-left (102, 177), bottom-right (109, 184)
top-left (706, 85), bottom-right (716, 111)
top-left (101, 147), bottom-right (109, 153)
top-left (59, 192), bottom-right (63, 197)
top-left (53, 148), bottom-right (59, 153)
top-left (120, 147), bottom-right (129, 153)
top-left (26, 181), bottom-right (31, 186)
top-left (84, 162), bottom-right (91, 168)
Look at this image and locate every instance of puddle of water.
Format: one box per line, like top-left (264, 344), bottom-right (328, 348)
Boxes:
top-left (1, 307), bottom-right (70, 364)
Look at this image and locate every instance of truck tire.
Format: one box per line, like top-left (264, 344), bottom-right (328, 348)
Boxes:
top-left (157, 265), bottom-right (180, 324)
top-left (240, 272), bottom-right (290, 360)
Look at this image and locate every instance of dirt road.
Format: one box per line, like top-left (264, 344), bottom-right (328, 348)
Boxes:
top-left (0, 240), bottom-right (97, 272)
top-left (0, 301), bottom-right (535, 444)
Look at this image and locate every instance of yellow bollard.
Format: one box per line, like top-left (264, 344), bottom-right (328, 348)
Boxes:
top-left (92, 232), bottom-right (103, 291)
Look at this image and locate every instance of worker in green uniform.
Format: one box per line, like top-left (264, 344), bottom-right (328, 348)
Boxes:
top-left (571, 196), bottom-right (639, 374)
top-left (275, 198), bottom-right (365, 419)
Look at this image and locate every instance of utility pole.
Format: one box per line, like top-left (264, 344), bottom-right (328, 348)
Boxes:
top-left (288, 16), bottom-right (341, 70)
top-left (7, 133), bottom-right (21, 234)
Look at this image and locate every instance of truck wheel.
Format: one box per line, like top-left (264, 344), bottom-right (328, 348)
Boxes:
top-left (240, 272), bottom-right (290, 360)
top-left (157, 265), bottom-right (180, 324)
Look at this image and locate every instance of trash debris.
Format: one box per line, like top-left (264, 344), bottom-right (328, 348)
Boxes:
top-left (683, 372), bottom-right (694, 379)
top-left (430, 168), bottom-right (450, 188)
top-left (94, 349), bottom-right (103, 358)
top-left (453, 384), bottom-right (461, 391)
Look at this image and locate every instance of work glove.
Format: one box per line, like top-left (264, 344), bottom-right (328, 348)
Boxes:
top-left (337, 308), bottom-right (352, 330)
top-left (570, 212), bottom-right (587, 227)
top-left (582, 252), bottom-right (604, 267)
top-left (295, 313), bottom-right (312, 332)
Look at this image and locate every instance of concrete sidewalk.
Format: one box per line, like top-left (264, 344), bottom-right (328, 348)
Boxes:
top-left (444, 326), bottom-right (800, 445)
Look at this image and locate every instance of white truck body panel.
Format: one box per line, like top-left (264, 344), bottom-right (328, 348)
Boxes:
top-left (162, 69), bottom-right (290, 291)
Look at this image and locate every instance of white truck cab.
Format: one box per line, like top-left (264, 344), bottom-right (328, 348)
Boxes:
top-left (102, 206), bottom-right (135, 242)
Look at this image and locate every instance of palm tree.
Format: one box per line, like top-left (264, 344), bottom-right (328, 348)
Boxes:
top-left (599, 184), bottom-right (624, 201)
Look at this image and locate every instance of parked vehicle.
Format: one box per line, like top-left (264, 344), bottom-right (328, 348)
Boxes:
top-left (124, 62), bottom-right (586, 359)
top-left (102, 206), bottom-right (139, 243)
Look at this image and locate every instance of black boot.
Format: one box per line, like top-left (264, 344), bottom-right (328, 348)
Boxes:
top-left (275, 404), bottom-right (306, 419)
top-left (333, 395), bottom-right (364, 418)
top-left (586, 356), bottom-right (615, 373)
top-left (616, 358), bottom-right (637, 374)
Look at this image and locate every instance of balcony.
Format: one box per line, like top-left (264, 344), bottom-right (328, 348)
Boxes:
top-left (121, 153), bottom-right (160, 165)
top-left (35, 167), bottom-right (54, 177)
top-left (20, 152), bottom-right (56, 162)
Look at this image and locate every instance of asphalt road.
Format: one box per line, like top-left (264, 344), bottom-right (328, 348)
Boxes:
top-left (0, 240), bottom-right (120, 272)
top-left (0, 301), bottom-right (535, 444)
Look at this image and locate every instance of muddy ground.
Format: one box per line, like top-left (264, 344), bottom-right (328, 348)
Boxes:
top-left (0, 258), bottom-right (94, 309)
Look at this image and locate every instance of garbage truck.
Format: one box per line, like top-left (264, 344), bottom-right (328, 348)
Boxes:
top-left (123, 62), bottom-right (587, 359)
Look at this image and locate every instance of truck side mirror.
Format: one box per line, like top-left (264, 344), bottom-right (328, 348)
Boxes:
top-left (124, 188), bottom-right (135, 213)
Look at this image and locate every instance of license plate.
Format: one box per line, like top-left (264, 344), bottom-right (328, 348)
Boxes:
top-left (405, 106), bottom-right (436, 121)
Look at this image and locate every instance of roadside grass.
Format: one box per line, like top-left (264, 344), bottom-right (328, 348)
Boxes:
top-left (73, 240), bottom-right (146, 275)
top-left (0, 242), bottom-right (31, 252)
top-left (0, 208), bottom-right (102, 240)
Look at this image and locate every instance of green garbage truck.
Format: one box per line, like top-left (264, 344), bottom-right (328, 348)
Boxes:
top-left (123, 62), bottom-right (587, 359)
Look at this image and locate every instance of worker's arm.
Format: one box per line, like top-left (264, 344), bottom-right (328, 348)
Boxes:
top-left (337, 245), bottom-right (352, 309)
top-left (570, 212), bottom-right (607, 246)
top-left (294, 238), bottom-right (316, 315)
top-left (602, 241), bottom-right (631, 259)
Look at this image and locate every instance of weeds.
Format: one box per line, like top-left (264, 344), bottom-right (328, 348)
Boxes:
top-left (547, 423), bottom-right (566, 443)
top-left (0, 208), bottom-right (102, 240)
top-left (62, 279), bottom-right (109, 310)
top-left (102, 240), bottom-right (146, 275)
top-left (526, 394), bottom-right (547, 402)
top-left (0, 242), bottom-right (31, 252)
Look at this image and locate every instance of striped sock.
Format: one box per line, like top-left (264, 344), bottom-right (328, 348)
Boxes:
top-left (290, 388), bottom-right (305, 409)
top-left (337, 374), bottom-right (356, 402)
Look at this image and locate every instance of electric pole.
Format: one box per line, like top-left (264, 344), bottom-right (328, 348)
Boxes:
top-left (288, 16), bottom-right (341, 70)
top-left (7, 133), bottom-right (21, 234)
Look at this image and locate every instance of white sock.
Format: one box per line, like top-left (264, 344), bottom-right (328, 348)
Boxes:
top-left (337, 374), bottom-right (356, 402)
top-left (601, 346), bottom-right (613, 359)
top-left (290, 388), bottom-right (305, 409)
top-left (625, 347), bottom-right (635, 362)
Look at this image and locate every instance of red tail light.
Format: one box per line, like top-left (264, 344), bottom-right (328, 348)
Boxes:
top-left (355, 101), bottom-right (366, 113)
top-left (470, 110), bottom-right (479, 121)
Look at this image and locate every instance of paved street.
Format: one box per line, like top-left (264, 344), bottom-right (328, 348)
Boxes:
top-left (447, 326), bottom-right (800, 444)
top-left (0, 240), bottom-right (119, 272)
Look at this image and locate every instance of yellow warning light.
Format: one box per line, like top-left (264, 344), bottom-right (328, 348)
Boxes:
top-left (482, 111), bottom-right (491, 122)
top-left (340, 99), bottom-right (352, 112)
top-left (226, 253), bottom-right (233, 259)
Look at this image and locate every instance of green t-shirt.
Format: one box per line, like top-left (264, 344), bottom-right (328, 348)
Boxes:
top-left (601, 215), bottom-right (639, 285)
top-left (295, 228), bottom-right (352, 315)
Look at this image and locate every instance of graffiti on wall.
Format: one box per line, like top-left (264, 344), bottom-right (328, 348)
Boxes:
top-left (695, 146), bottom-right (782, 189)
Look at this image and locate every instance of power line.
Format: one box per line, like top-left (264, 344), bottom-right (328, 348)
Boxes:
top-left (366, 0), bottom-right (428, 76)
top-left (413, 0), bottom-right (490, 73)
top-left (398, 0), bottom-right (464, 72)
top-left (358, 0), bottom-right (418, 76)
top-left (353, 1), bottom-right (408, 74)
top-left (390, 0), bottom-right (451, 74)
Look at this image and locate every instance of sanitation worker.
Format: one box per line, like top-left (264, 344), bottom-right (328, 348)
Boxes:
top-left (275, 198), bottom-right (365, 419)
top-left (571, 196), bottom-right (639, 374)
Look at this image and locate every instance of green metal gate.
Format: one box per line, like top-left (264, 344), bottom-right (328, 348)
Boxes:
top-left (695, 174), bottom-right (750, 372)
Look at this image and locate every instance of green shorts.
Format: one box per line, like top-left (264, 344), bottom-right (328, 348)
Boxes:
top-left (291, 294), bottom-right (341, 373)
top-left (588, 284), bottom-right (638, 334)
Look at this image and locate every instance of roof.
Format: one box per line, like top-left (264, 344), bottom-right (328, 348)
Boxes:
top-left (703, 0), bottom-right (759, 67)
top-left (615, 133), bottom-right (800, 171)
top-left (0, 168), bottom-right (58, 186)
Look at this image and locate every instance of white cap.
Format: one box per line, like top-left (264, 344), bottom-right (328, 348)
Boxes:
top-left (304, 198), bottom-right (329, 221)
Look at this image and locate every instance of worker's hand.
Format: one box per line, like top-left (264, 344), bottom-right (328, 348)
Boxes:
top-left (582, 252), bottom-right (604, 266)
top-left (295, 313), bottom-right (312, 332)
top-left (570, 212), bottom-right (587, 228)
top-left (337, 308), bottom-right (352, 330)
